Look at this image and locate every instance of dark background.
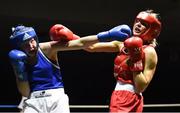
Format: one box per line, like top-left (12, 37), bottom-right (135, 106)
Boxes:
top-left (0, 0), bottom-right (180, 112)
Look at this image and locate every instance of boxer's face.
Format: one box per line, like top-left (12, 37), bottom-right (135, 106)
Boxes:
top-left (20, 38), bottom-right (38, 57)
top-left (133, 19), bottom-right (149, 36)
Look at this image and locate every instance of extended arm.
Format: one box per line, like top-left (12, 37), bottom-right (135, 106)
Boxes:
top-left (48, 24), bottom-right (131, 52)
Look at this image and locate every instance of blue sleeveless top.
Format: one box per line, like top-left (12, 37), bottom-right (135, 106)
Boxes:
top-left (27, 48), bottom-right (64, 92)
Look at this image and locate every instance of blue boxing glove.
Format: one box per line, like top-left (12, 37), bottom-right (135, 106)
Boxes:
top-left (97, 24), bottom-right (132, 42)
top-left (8, 49), bottom-right (28, 81)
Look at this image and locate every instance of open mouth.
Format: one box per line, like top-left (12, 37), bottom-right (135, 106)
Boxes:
top-left (135, 27), bottom-right (141, 33)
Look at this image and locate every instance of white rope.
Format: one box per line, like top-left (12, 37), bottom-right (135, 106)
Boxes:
top-left (144, 103), bottom-right (180, 107)
top-left (0, 104), bottom-right (180, 108)
top-left (69, 104), bottom-right (180, 108)
top-left (70, 105), bottom-right (108, 108)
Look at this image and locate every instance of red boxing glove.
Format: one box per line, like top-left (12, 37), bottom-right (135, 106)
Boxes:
top-left (129, 60), bottom-right (143, 72)
top-left (124, 36), bottom-right (144, 71)
top-left (49, 24), bottom-right (78, 42)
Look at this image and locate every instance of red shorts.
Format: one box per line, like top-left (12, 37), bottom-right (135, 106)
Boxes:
top-left (109, 90), bottom-right (143, 112)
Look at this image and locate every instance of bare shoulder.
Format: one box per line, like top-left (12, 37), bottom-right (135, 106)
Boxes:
top-left (39, 42), bottom-right (57, 60)
top-left (39, 42), bottom-right (51, 49)
top-left (144, 46), bottom-right (158, 67)
top-left (144, 46), bottom-right (157, 57)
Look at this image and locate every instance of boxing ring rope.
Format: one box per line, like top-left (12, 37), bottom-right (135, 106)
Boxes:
top-left (69, 104), bottom-right (180, 108)
top-left (0, 103), bottom-right (180, 108)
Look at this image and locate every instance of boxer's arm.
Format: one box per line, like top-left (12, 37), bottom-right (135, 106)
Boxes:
top-left (9, 49), bottom-right (30, 97)
top-left (39, 24), bottom-right (80, 60)
top-left (41, 24), bottom-right (130, 60)
top-left (133, 46), bottom-right (157, 93)
top-left (8, 50), bottom-right (28, 81)
top-left (16, 78), bottom-right (30, 97)
top-left (49, 35), bottom-right (123, 52)
top-left (48, 25), bottom-right (131, 52)
top-left (84, 40), bottom-right (123, 52)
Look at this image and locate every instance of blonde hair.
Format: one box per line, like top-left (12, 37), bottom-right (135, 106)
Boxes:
top-left (150, 38), bottom-right (158, 47)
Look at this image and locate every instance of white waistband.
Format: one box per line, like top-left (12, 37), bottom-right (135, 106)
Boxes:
top-left (115, 81), bottom-right (136, 93)
top-left (30, 88), bottom-right (65, 98)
